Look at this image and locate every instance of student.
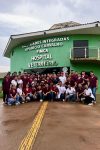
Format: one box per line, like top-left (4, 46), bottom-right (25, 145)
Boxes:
top-left (17, 75), bottom-right (23, 87)
top-left (31, 85), bottom-right (37, 101)
top-left (65, 84), bottom-right (76, 102)
top-left (59, 72), bottom-right (66, 85)
top-left (84, 85), bottom-right (95, 105)
top-left (2, 74), bottom-right (11, 103)
top-left (11, 76), bottom-right (18, 87)
top-left (7, 85), bottom-right (20, 106)
top-left (37, 85), bottom-right (43, 102)
top-left (43, 84), bottom-right (51, 101)
top-left (76, 84), bottom-right (84, 102)
top-left (17, 84), bottom-right (25, 103)
top-left (23, 84), bottom-right (32, 102)
top-left (49, 83), bottom-right (59, 101)
top-left (56, 81), bottom-right (66, 101)
top-left (89, 71), bottom-right (98, 102)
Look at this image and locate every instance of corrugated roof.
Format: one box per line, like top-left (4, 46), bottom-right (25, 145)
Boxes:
top-left (49, 21), bottom-right (100, 30)
top-left (50, 21), bottom-right (81, 30)
top-left (0, 72), bottom-right (7, 79)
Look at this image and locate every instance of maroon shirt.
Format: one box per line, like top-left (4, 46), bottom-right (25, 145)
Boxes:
top-left (50, 86), bottom-right (59, 94)
top-left (22, 76), bottom-right (28, 89)
top-left (77, 77), bottom-right (83, 84)
top-left (43, 87), bottom-right (50, 94)
top-left (32, 88), bottom-right (36, 95)
top-left (24, 88), bottom-right (32, 95)
top-left (9, 89), bottom-right (17, 97)
top-left (2, 77), bottom-right (11, 92)
top-left (76, 87), bottom-right (84, 94)
top-left (89, 76), bottom-right (98, 88)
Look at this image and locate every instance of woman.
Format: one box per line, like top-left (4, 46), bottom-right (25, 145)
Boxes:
top-left (7, 85), bottom-right (20, 106)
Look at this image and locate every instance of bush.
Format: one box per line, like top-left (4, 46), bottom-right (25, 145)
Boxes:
top-left (0, 92), bottom-right (3, 98)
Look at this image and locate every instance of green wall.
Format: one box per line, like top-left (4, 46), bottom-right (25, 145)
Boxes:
top-left (10, 34), bottom-right (100, 93)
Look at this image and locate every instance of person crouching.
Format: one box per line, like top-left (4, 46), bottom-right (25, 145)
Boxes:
top-left (7, 85), bottom-right (20, 106)
top-left (17, 84), bottom-right (25, 103)
top-left (23, 84), bottom-right (32, 102)
top-left (84, 85), bottom-right (95, 106)
top-left (65, 84), bottom-right (76, 102)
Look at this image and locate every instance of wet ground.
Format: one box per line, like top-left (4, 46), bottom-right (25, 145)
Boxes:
top-left (0, 99), bottom-right (100, 150)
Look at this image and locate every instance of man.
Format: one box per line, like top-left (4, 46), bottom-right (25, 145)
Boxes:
top-left (76, 84), bottom-right (84, 102)
top-left (43, 84), bottom-right (50, 101)
top-left (56, 81), bottom-right (66, 101)
top-left (84, 85), bottom-right (95, 105)
top-left (89, 71), bottom-right (98, 102)
top-left (2, 74), bottom-right (11, 103)
top-left (59, 72), bottom-right (66, 85)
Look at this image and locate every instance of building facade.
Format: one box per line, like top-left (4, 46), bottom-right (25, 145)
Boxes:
top-left (4, 21), bottom-right (100, 93)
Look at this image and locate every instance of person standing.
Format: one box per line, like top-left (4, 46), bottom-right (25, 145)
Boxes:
top-left (2, 74), bottom-right (11, 103)
top-left (89, 71), bottom-right (98, 102)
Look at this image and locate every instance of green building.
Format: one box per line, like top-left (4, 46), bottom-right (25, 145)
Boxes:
top-left (4, 21), bottom-right (100, 93)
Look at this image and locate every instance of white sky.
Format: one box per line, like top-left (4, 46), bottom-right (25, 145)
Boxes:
top-left (0, 0), bottom-right (100, 72)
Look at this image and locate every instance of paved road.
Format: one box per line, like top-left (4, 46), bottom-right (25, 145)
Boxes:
top-left (0, 102), bottom-right (41, 150)
top-left (33, 102), bottom-right (100, 150)
top-left (0, 101), bottom-right (100, 150)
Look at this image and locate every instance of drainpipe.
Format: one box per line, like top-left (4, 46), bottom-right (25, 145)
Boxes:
top-left (98, 48), bottom-right (100, 59)
top-left (85, 48), bottom-right (87, 58)
top-left (70, 48), bottom-right (72, 59)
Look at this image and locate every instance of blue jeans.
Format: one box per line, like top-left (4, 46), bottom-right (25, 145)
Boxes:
top-left (8, 96), bottom-right (20, 105)
top-left (91, 87), bottom-right (96, 100)
top-left (37, 92), bottom-right (43, 100)
top-left (66, 94), bottom-right (76, 102)
top-left (49, 92), bottom-right (56, 100)
top-left (60, 93), bottom-right (65, 100)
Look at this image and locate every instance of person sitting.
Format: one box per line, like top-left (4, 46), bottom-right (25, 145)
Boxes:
top-left (65, 84), bottom-right (76, 102)
top-left (31, 85), bottom-right (37, 101)
top-left (23, 84), bottom-right (32, 102)
top-left (76, 84), bottom-right (85, 102)
top-left (37, 85), bottom-right (43, 102)
top-left (84, 85), bottom-right (95, 105)
top-left (7, 85), bottom-right (20, 106)
top-left (43, 84), bottom-right (51, 101)
top-left (17, 84), bottom-right (25, 103)
top-left (56, 81), bottom-right (66, 101)
top-left (49, 83), bottom-right (59, 101)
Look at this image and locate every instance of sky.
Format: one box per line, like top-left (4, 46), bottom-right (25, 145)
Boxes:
top-left (0, 0), bottom-right (100, 72)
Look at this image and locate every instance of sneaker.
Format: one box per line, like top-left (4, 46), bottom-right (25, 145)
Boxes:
top-left (88, 103), bottom-right (93, 106)
top-left (40, 99), bottom-right (43, 102)
top-left (81, 98), bottom-right (85, 101)
top-left (16, 102), bottom-right (20, 105)
top-left (63, 99), bottom-right (65, 102)
top-left (93, 101), bottom-right (96, 104)
top-left (8, 103), bottom-right (12, 106)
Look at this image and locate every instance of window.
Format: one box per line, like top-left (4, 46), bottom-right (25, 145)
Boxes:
top-left (73, 40), bottom-right (88, 58)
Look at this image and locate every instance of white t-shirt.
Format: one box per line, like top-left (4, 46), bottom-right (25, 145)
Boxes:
top-left (17, 79), bottom-right (23, 85)
top-left (11, 80), bottom-right (17, 87)
top-left (84, 88), bottom-right (95, 99)
top-left (59, 76), bottom-right (66, 85)
top-left (66, 87), bottom-right (76, 95)
top-left (57, 85), bottom-right (66, 98)
top-left (17, 88), bottom-right (23, 96)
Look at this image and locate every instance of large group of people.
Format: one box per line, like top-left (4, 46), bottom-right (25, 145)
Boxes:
top-left (2, 70), bottom-right (98, 106)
